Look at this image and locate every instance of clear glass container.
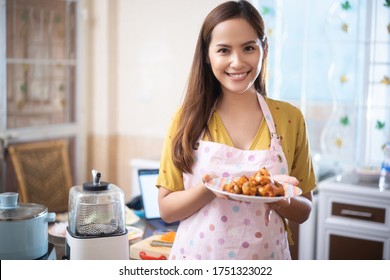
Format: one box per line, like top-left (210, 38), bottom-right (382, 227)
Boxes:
top-left (68, 173), bottom-right (126, 237)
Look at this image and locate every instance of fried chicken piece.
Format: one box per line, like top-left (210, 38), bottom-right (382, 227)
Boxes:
top-left (258, 184), bottom-right (273, 197)
top-left (247, 176), bottom-right (258, 187)
top-left (273, 183), bottom-right (286, 196)
top-left (258, 183), bottom-right (285, 197)
top-left (254, 167), bottom-right (271, 185)
top-left (223, 181), bottom-right (242, 194)
top-left (241, 181), bottom-right (257, 196)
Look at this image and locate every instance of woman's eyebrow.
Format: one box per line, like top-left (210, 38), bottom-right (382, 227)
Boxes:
top-left (214, 40), bottom-right (259, 48)
top-left (241, 40), bottom-right (258, 46)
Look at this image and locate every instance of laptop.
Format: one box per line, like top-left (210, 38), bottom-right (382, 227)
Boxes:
top-left (137, 169), bottom-right (179, 234)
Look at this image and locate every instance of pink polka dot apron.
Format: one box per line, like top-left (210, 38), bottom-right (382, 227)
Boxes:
top-left (169, 93), bottom-right (291, 260)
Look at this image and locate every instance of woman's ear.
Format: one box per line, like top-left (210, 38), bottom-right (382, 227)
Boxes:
top-left (263, 41), bottom-right (268, 58)
top-left (261, 34), bottom-right (268, 58)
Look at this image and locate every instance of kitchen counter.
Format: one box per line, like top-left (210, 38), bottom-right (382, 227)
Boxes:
top-left (320, 173), bottom-right (390, 198)
top-left (47, 212), bottom-right (177, 260)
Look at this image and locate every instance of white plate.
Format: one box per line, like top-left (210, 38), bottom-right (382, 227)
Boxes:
top-left (205, 177), bottom-right (302, 203)
top-left (55, 212), bottom-right (68, 223)
top-left (48, 222), bottom-right (68, 238)
top-left (126, 226), bottom-right (143, 241)
top-left (125, 206), bottom-right (140, 225)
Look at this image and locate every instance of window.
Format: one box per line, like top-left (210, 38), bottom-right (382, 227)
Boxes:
top-left (0, 0), bottom-right (85, 194)
top-left (5, 0), bottom-right (77, 128)
top-left (255, 0), bottom-right (390, 169)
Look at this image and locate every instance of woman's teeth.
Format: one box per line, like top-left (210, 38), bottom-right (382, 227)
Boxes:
top-left (228, 72), bottom-right (247, 79)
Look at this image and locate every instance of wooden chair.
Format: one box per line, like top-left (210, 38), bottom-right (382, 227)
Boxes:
top-left (8, 140), bottom-right (73, 213)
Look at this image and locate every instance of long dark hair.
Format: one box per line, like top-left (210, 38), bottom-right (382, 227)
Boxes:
top-left (172, 0), bottom-right (268, 174)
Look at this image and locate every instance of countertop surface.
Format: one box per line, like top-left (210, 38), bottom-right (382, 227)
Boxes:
top-left (318, 173), bottom-right (390, 199)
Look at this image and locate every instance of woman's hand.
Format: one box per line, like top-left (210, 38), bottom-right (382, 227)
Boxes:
top-left (265, 198), bottom-right (291, 225)
top-left (272, 174), bottom-right (299, 186)
top-left (202, 174), bottom-right (230, 200)
top-left (268, 174), bottom-right (298, 209)
top-left (265, 174), bottom-right (299, 223)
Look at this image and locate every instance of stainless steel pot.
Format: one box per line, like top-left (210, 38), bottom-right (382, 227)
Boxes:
top-left (0, 192), bottom-right (56, 260)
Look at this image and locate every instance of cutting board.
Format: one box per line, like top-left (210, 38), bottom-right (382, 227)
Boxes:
top-left (129, 235), bottom-right (172, 260)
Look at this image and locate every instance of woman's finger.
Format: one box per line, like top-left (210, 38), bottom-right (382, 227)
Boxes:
top-left (202, 174), bottom-right (212, 183)
top-left (272, 175), bottom-right (299, 186)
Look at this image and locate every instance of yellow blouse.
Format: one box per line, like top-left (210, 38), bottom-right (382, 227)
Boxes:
top-left (157, 96), bottom-right (317, 194)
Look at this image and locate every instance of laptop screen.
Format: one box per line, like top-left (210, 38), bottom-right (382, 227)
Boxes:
top-left (138, 169), bottom-right (160, 220)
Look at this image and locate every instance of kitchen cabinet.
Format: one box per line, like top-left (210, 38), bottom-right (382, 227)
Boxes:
top-left (316, 176), bottom-right (390, 259)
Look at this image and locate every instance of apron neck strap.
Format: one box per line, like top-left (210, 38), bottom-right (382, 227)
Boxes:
top-left (256, 93), bottom-right (277, 136)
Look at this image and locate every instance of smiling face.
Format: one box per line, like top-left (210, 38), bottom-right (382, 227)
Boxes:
top-left (208, 17), bottom-right (264, 96)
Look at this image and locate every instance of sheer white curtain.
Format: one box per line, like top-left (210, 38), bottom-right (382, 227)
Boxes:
top-left (254, 0), bottom-right (390, 172)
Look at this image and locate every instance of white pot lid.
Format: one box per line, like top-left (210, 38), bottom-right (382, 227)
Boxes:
top-left (0, 202), bottom-right (47, 221)
top-left (0, 192), bottom-right (47, 221)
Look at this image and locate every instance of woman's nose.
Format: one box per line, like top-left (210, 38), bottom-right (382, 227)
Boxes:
top-left (230, 52), bottom-right (245, 68)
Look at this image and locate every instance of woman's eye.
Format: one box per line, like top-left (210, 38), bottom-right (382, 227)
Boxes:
top-left (244, 46), bottom-right (255, 52)
top-left (217, 48), bottom-right (229, 54)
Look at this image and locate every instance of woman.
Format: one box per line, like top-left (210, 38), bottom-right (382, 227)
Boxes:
top-left (157, 0), bottom-right (316, 260)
